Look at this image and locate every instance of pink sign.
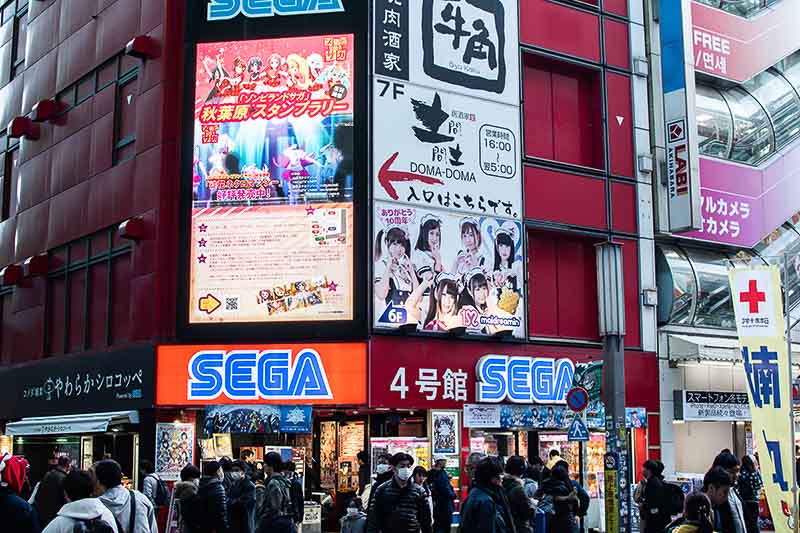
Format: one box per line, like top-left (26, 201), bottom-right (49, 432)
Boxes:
top-left (682, 148), bottom-right (800, 247)
top-left (692, 2), bottom-right (800, 83)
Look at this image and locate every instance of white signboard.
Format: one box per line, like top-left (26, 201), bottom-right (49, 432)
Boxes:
top-left (463, 403), bottom-right (501, 428)
top-left (682, 391), bottom-right (750, 422)
top-left (374, 0), bottom-right (520, 106)
top-left (730, 267), bottom-right (779, 338)
top-left (374, 78), bottom-right (521, 218)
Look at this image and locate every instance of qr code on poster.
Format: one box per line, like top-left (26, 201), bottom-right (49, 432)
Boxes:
top-left (225, 296), bottom-right (239, 312)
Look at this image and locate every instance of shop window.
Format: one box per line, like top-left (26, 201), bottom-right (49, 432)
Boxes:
top-left (723, 86), bottom-right (774, 165)
top-left (45, 227), bottom-right (133, 355)
top-left (8, 0), bottom-right (27, 80)
top-left (523, 53), bottom-right (604, 169)
top-left (114, 73), bottom-right (138, 165)
top-left (696, 85), bottom-right (733, 158)
top-left (685, 249), bottom-right (735, 329)
top-left (743, 69), bottom-right (800, 148)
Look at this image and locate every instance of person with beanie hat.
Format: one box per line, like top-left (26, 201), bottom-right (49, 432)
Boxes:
top-left (0, 453), bottom-right (41, 533)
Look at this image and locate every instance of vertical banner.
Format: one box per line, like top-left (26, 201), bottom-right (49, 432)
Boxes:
top-left (155, 423), bottom-right (195, 481)
top-left (730, 266), bottom-right (796, 533)
top-left (659, 0), bottom-right (700, 232)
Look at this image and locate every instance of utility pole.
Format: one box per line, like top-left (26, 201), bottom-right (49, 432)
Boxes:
top-left (596, 241), bottom-right (629, 533)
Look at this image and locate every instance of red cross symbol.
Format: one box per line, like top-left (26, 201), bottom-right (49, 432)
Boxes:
top-left (739, 279), bottom-right (766, 313)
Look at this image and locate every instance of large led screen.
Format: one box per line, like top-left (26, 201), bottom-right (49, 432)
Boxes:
top-left (190, 34), bottom-right (355, 324)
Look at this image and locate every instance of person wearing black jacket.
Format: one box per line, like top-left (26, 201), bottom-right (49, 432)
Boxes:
top-left (357, 452), bottom-right (371, 496)
top-left (736, 455), bottom-right (762, 533)
top-left (366, 452), bottom-right (432, 533)
top-left (428, 456), bottom-right (456, 533)
top-left (711, 452), bottom-right (753, 533)
top-left (282, 461), bottom-right (304, 528)
top-left (33, 456), bottom-right (71, 527)
top-left (183, 461), bottom-right (229, 533)
top-left (535, 464), bottom-right (578, 533)
top-left (461, 456), bottom-right (516, 533)
top-left (703, 467), bottom-right (738, 533)
top-left (228, 461), bottom-right (256, 533)
top-left (641, 460), bottom-right (670, 533)
top-left (502, 456), bottom-right (535, 533)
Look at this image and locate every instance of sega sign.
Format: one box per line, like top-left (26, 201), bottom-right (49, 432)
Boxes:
top-left (156, 343), bottom-right (367, 406)
top-left (476, 355), bottom-right (575, 404)
top-left (207, 0), bottom-right (344, 21)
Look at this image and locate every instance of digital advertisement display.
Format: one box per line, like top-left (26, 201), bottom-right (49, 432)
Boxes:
top-left (190, 34), bottom-right (355, 324)
top-left (373, 201), bottom-right (524, 338)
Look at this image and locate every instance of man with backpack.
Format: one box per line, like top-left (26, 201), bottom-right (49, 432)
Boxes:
top-left (427, 456), bottom-right (456, 533)
top-left (282, 461), bottom-right (304, 529)
top-left (502, 456), bottom-right (535, 533)
top-left (181, 461), bottom-right (228, 533)
top-left (96, 460), bottom-right (158, 533)
top-left (258, 452), bottom-right (295, 533)
top-left (34, 456), bottom-right (72, 527)
top-left (42, 470), bottom-right (118, 533)
top-left (140, 461), bottom-right (170, 510)
top-left (640, 460), bottom-right (672, 533)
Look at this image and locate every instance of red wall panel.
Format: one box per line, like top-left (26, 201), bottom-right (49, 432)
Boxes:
top-left (525, 166), bottom-right (607, 229)
top-left (620, 238), bottom-right (641, 348)
top-left (604, 0), bottom-right (629, 19)
top-left (604, 18), bottom-right (630, 70)
top-left (611, 180), bottom-right (637, 234)
top-left (606, 72), bottom-right (635, 178)
top-left (528, 233), bottom-right (559, 337)
top-left (520, 0), bottom-right (600, 62)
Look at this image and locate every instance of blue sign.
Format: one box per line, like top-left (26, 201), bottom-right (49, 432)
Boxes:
top-left (567, 417), bottom-right (590, 442)
top-left (566, 387), bottom-right (590, 413)
top-left (476, 355), bottom-right (574, 404)
top-left (207, 0), bottom-right (344, 21)
top-left (279, 405), bottom-right (313, 433)
top-left (378, 303), bottom-right (408, 324)
top-left (188, 348), bottom-right (333, 400)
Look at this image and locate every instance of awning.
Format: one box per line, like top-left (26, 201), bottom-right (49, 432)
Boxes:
top-left (668, 334), bottom-right (800, 364)
top-left (5, 411), bottom-right (139, 436)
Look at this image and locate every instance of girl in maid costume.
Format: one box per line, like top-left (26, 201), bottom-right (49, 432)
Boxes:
top-left (492, 226), bottom-right (523, 298)
top-left (405, 272), bottom-right (462, 331)
top-left (374, 226), bottom-right (418, 307)
top-left (453, 217), bottom-right (488, 277)
top-left (458, 267), bottom-right (514, 335)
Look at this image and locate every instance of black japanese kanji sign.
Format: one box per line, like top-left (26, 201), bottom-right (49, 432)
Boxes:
top-left (375, 0), bottom-right (410, 80)
top-left (0, 345), bottom-right (155, 418)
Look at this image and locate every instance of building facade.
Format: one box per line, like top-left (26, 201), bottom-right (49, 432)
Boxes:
top-left (0, 0), bottom-right (659, 529)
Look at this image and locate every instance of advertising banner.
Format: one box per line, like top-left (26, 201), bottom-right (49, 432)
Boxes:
top-left (189, 34), bottom-right (355, 324)
top-left (682, 391), bottom-right (750, 422)
top-left (373, 202), bottom-right (524, 337)
top-left (155, 423), bottom-right (195, 481)
top-left (659, 0), bottom-right (701, 233)
top-left (373, 79), bottom-right (521, 218)
top-left (374, 0), bottom-right (520, 105)
top-left (729, 266), bottom-right (796, 533)
top-left (463, 403), bottom-right (645, 431)
top-left (155, 343), bottom-right (367, 406)
top-left (370, 437), bottom-right (431, 472)
top-left (431, 411), bottom-right (459, 455)
top-left (691, 1), bottom-right (800, 83)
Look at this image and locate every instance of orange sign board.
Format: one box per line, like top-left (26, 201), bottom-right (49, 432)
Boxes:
top-left (156, 343), bottom-right (366, 406)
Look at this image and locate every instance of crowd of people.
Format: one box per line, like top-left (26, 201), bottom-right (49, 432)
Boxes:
top-left (0, 445), bottom-right (768, 533)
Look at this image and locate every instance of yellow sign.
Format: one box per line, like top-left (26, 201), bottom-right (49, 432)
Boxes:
top-left (604, 468), bottom-right (619, 533)
top-left (729, 266), bottom-right (796, 533)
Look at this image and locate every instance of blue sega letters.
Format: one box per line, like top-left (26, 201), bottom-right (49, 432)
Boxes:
top-left (207, 0), bottom-right (344, 21)
top-left (188, 348), bottom-right (332, 400)
top-left (476, 355), bottom-right (575, 404)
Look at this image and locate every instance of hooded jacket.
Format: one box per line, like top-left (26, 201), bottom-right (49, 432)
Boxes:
top-left (261, 474), bottom-right (293, 523)
top-left (0, 484), bottom-right (41, 533)
top-left (34, 467), bottom-right (69, 527)
top-left (42, 498), bottom-right (120, 533)
top-left (183, 476), bottom-right (227, 533)
top-left (98, 486), bottom-right (158, 533)
top-left (173, 481), bottom-right (198, 533)
top-left (535, 477), bottom-right (576, 533)
top-left (341, 510), bottom-right (368, 533)
top-left (501, 476), bottom-right (534, 533)
top-left (227, 476), bottom-right (256, 533)
top-left (459, 482), bottom-right (516, 533)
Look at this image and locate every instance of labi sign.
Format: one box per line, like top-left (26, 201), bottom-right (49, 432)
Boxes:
top-left (207, 0), bottom-right (344, 21)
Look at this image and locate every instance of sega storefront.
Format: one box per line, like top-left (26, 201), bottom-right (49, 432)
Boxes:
top-left (369, 336), bottom-right (658, 530)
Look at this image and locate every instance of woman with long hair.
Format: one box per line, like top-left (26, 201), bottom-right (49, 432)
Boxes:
top-left (737, 455), bottom-right (762, 533)
top-left (374, 227), bottom-right (417, 306)
top-left (413, 214), bottom-right (444, 282)
top-left (458, 269), bottom-right (514, 335)
top-left (405, 273), bottom-right (462, 331)
top-left (668, 492), bottom-right (715, 533)
top-left (453, 218), bottom-right (487, 276)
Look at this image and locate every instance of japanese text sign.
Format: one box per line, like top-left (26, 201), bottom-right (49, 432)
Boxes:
top-left (0, 346), bottom-right (155, 419)
top-left (729, 266), bottom-right (796, 533)
top-left (156, 343), bottom-right (367, 406)
top-left (373, 80), bottom-right (521, 219)
top-left (682, 391), bottom-right (750, 422)
top-left (190, 34), bottom-right (355, 325)
top-left (375, 0), bottom-right (520, 105)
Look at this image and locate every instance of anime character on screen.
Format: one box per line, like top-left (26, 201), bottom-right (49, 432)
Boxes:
top-left (207, 134), bottom-right (239, 177)
top-left (275, 145), bottom-right (319, 184)
top-left (286, 54), bottom-right (309, 90)
top-left (307, 53), bottom-right (324, 93)
top-left (247, 56), bottom-right (264, 82)
top-left (320, 62), bottom-right (350, 99)
top-left (374, 226), bottom-right (418, 307)
top-left (453, 218), bottom-right (488, 277)
top-left (265, 53), bottom-right (286, 88)
top-left (219, 56), bottom-right (247, 94)
top-left (406, 272), bottom-right (462, 332)
top-left (458, 268), bottom-right (514, 335)
top-left (201, 53), bottom-right (230, 102)
top-left (193, 146), bottom-right (209, 202)
top-left (412, 214), bottom-right (444, 283)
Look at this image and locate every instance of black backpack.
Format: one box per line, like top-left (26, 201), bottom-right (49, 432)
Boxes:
top-left (72, 518), bottom-right (116, 533)
top-left (149, 474), bottom-right (171, 507)
top-left (664, 482), bottom-right (685, 516)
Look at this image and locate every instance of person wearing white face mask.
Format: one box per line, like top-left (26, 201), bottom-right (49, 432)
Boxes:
top-left (227, 461), bottom-right (256, 533)
top-left (366, 453), bottom-right (432, 533)
top-left (361, 454), bottom-right (393, 509)
top-left (340, 496), bottom-right (367, 533)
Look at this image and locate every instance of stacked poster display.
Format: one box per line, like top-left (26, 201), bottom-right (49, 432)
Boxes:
top-left (372, 0), bottom-right (524, 338)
